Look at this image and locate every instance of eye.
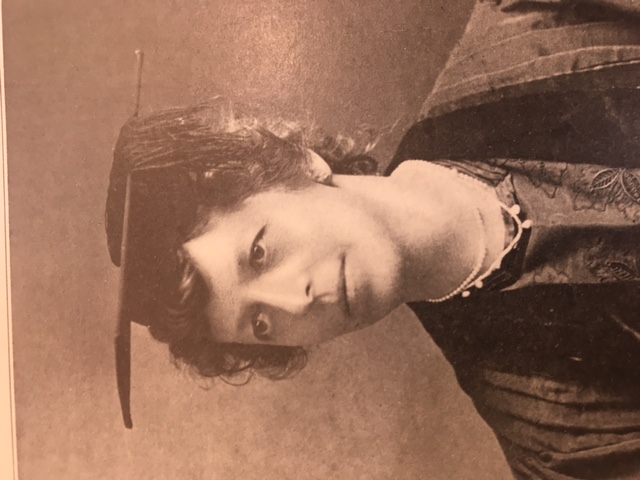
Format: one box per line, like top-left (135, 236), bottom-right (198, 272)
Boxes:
top-left (252, 311), bottom-right (270, 341)
top-left (250, 226), bottom-right (268, 270)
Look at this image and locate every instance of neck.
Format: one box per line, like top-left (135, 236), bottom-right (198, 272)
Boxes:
top-left (331, 162), bottom-right (505, 303)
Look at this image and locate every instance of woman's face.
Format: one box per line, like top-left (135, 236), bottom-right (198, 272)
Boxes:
top-left (184, 181), bottom-right (404, 346)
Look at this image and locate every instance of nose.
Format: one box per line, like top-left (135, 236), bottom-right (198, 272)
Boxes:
top-left (245, 264), bottom-right (313, 316)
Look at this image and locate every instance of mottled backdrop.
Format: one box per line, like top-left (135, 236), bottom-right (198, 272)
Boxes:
top-left (5, 1), bottom-right (511, 478)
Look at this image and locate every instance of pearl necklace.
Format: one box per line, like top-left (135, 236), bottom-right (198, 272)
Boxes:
top-left (399, 160), bottom-right (532, 303)
top-left (426, 204), bottom-right (487, 303)
top-left (446, 166), bottom-right (532, 298)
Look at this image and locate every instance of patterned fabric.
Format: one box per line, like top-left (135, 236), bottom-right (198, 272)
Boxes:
top-left (503, 160), bottom-right (640, 287)
top-left (387, 1), bottom-right (640, 478)
top-left (438, 158), bottom-right (640, 289)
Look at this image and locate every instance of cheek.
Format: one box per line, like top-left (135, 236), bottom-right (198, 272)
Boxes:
top-left (271, 207), bottom-right (342, 252)
top-left (274, 310), bottom-right (351, 346)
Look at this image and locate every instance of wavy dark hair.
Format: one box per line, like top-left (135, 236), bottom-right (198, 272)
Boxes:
top-left (115, 100), bottom-right (378, 381)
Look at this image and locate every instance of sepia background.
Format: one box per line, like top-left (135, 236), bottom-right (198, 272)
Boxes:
top-left (4, 0), bottom-right (511, 478)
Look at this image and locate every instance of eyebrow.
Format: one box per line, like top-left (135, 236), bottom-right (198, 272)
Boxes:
top-left (205, 301), bottom-right (235, 343)
top-left (248, 225), bottom-right (267, 260)
top-left (236, 224), bottom-right (267, 284)
top-left (181, 250), bottom-right (229, 342)
top-left (204, 285), bottom-right (256, 344)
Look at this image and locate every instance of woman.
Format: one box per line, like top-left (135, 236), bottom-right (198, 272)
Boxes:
top-left (107, 1), bottom-right (640, 478)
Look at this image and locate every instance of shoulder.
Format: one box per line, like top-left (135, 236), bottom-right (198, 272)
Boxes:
top-left (421, 0), bottom-right (640, 118)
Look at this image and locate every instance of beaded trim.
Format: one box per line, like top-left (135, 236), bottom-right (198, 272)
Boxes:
top-left (460, 202), bottom-right (531, 298)
top-left (407, 161), bottom-right (533, 303)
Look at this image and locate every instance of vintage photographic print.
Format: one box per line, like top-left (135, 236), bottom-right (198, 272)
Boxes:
top-left (3, 0), bottom-right (640, 479)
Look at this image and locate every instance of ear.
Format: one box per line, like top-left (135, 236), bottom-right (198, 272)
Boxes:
top-left (305, 149), bottom-right (333, 185)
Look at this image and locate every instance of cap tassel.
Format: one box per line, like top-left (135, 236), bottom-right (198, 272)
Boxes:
top-left (133, 50), bottom-right (144, 118)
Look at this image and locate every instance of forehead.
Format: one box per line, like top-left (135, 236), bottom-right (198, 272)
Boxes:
top-left (201, 186), bottom-right (320, 230)
top-left (193, 190), bottom-right (272, 240)
top-left (183, 219), bottom-right (244, 343)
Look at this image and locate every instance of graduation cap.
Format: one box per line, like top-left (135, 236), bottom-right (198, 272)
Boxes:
top-left (105, 52), bottom-right (200, 428)
top-left (106, 164), bottom-right (197, 429)
top-left (105, 53), bottom-right (305, 429)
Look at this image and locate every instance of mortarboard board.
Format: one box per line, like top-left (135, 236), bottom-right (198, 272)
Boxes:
top-left (105, 51), bottom-right (199, 428)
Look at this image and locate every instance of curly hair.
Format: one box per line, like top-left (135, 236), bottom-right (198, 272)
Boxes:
top-left (115, 100), bottom-right (378, 381)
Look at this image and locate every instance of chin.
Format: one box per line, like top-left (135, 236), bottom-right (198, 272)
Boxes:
top-left (345, 238), bottom-right (403, 328)
top-left (358, 293), bottom-right (400, 329)
top-left (368, 278), bottom-right (403, 320)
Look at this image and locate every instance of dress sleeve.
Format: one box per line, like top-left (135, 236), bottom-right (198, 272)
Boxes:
top-left (409, 283), bottom-right (640, 480)
top-left (500, 0), bottom-right (640, 14)
top-left (420, 0), bottom-right (640, 119)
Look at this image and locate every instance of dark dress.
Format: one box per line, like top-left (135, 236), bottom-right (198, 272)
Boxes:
top-left (387, 2), bottom-right (640, 478)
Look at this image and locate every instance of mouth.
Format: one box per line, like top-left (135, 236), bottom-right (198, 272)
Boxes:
top-left (339, 253), bottom-right (351, 317)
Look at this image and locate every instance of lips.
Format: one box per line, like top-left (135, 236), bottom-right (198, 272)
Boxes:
top-left (339, 253), bottom-right (351, 317)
